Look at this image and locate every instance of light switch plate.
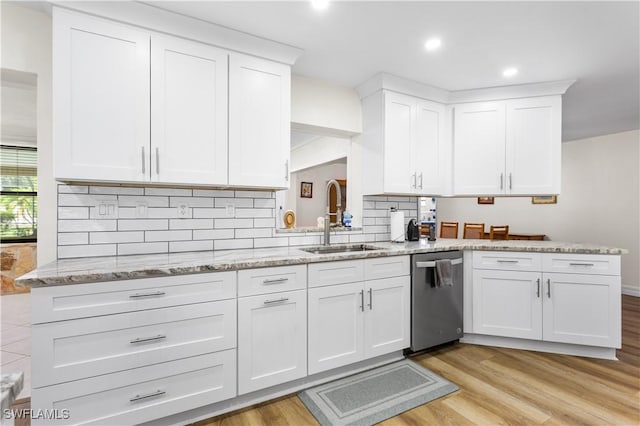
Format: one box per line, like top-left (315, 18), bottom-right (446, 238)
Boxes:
top-left (135, 202), bottom-right (148, 218)
top-left (226, 204), bottom-right (235, 217)
top-left (177, 203), bottom-right (190, 218)
top-left (96, 200), bottom-right (118, 219)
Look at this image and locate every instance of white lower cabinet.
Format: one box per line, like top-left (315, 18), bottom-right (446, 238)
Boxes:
top-left (32, 350), bottom-right (236, 426)
top-left (308, 257), bottom-right (410, 375)
top-left (238, 289), bottom-right (307, 394)
top-left (471, 251), bottom-right (621, 348)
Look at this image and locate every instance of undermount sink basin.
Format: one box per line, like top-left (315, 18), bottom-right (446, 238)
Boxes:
top-left (301, 244), bottom-right (387, 255)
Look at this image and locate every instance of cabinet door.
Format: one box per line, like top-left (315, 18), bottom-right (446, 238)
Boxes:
top-left (308, 282), bottom-right (364, 374)
top-left (453, 102), bottom-right (506, 195)
top-left (542, 273), bottom-right (621, 347)
top-left (151, 35), bottom-right (228, 185)
top-left (383, 92), bottom-right (416, 194)
top-left (364, 276), bottom-right (410, 358)
top-left (415, 99), bottom-right (447, 195)
top-left (238, 290), bottom-right (307, 394)
top-left (506, 96), bottom-right (561, 195)
top-left (53, 8), bottom-right (150, 182)
top-left (229, 54), bottom-right (290, 189)
top-left (472, 269), bottom-right (542, 339)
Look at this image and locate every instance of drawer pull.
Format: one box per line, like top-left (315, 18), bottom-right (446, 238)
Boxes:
top-left (569, 262), bottom-right (595, 267)
top-left (496, 260), bottom-right (519, 264)
top-left (130, 334), bottom-right (167, 344)
top-left (264, 297), bottom-right (289, 305)
top-left (129, 389), bottom-right (166, 403)
top-left (263, 278), bottom-right (289, 285)
top-left (129, 291), bottom-right (166, 299)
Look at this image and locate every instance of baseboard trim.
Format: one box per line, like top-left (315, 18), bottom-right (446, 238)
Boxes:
top-left (622, 285), bottom-right (640, 297)
top-left (142, 351), bottom-right (405, 426)
top-left (460, 334), bottom-right (618, 360)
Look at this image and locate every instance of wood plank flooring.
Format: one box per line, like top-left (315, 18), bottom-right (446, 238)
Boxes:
top-left (194, 295), bottom-right (640, 426)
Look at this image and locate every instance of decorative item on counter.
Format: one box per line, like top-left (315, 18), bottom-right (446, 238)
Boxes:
top-left (284, 210), bottom-right (296, 228)
top-left (343, 210), bottom-right (352, 228)
top-left (300, 182), bottom-right (313, 198)
top-left (316, 216), bottom-right (325, 228)
top-left (389, 207), bottom-right (405, 243)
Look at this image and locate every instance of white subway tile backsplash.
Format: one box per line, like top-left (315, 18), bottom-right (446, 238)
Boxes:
top-left (57, 183), bottom-right (417, 258)
top-left (58, 184), bottom-right (88, 194)
top-left (145, 187), bottom-right (192, 196)
top-left (118, 219), bottom-right (168, 231)
top-left (235, 228), bottom-right (272, 239)
top-left (118, 195), bottom-right (169, 208)
top-left (118, 242), bottom-right (168, 256)
top-left (193, 229), bottom-right (234, 240)
top-left (58, 207), bottom-right (89, 220)
top-left (169, 219), bottom-right (214, 230)
top-left (215, 218), bottom-right (253, 229)
top-left (235, 208), bottom-right (273, 218)
top-left (170, 197), bottom-right (214, 208)
top-left (58, 233), bottom-right (89, 246)
top-left (58, 244), bottom-right (116, 259)
top-left (145, 230), bottom-right (192, 242)
top-left (90, 231), bottom-right (144, 244)
top-left (90, 186), bottom-right (144, 195)
top-left (192, 208), bottom-right (228, 219)
top-left (214, 239), bottom-right (253, 250)
top-left (59, 220), bottom-right (117, 232)
top-left (170, 240), bottom-right (213, 253)
top-left (214, 198), bottom-right (253, 208)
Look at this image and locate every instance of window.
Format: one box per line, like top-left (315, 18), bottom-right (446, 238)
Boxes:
top-left (0, 145), bottom-right (37, 242)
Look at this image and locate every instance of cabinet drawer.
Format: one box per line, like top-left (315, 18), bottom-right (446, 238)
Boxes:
top-left (308, 260), bottom-right (364, 288)
top-left (364, 256), bottom-right (410, 280)
top-left (32, 300), bottom-right (236, 388)
top-left (542, 253), bottom-right (620, 276)
top-left (473, 251), bottom-right (542, 271)
top-left (31, 349), bottom-right (236, 426)
top-left (32, 271), bottom-right (236, 324)
top-left (238, 265), bottom-right (306, 297)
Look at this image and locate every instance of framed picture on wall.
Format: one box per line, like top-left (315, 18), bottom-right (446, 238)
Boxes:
top-left (477, 197), bottom-right (494, 205)
top-left (532, 195), bottom-right (557, 204)
top-left (300, 182), bottom-right (313, 198)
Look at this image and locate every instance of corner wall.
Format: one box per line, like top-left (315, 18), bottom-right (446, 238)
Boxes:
top-left (437, 129), bottom-right (640, 294)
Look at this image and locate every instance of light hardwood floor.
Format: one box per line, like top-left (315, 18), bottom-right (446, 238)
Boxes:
top-left (194, 295), bottom-right (640, 426)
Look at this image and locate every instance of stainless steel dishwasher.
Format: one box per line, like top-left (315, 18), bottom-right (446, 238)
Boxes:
top-left (410, 251), bottom-right (463, 352)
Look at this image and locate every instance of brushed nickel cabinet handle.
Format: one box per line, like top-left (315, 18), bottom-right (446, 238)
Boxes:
top-left (509, 173), bottom-right (513, 190)
top-left (264, 297), bottom-right (289, 305)
top-left (418, 172), bottom-right (423, 189)
top-left (141, 146), bottom-right (146, 174)
top-left (536, 278), bottom-right (540, 298)
top-left (497, 259), bottom-right (519, 263)
top-left (368, 288), bottom-right (373, 310)
top-left (547, 278), bottom-right (551, 298)
top-left (285, 160), bottom-right (289, 181)
top-left (155, 147), bottom-right (160, 175)
top-left (411, 172), bottom-right (417, 189)
top-left (569, 262), bottom-right (595, 267)
top-left (130, 390), bottom-right (165, 403)
top-left (500, 173), bottom-right (504, 190)
top-left (360, 289), bottom-right (364, 312)
top-left (130, 334), bottom-right (166, 344)
top-left (263, 278), bottom-right (288, 285)
top-left (129, 291), bottom-right (166, 299)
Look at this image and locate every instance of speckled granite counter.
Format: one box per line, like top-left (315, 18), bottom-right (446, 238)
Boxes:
top-left (17, 239), bottom-right (627, 288)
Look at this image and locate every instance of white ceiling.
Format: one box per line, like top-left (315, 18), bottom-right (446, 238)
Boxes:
top-left (152, 1), bottom-right (639, 141)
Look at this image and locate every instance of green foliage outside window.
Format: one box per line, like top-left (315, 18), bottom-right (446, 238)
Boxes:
top-left (1, 146), bottom-right (37, 242)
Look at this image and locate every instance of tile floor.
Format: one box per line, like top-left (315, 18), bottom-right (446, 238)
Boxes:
top-left (1, 293), bottom-right (31, 399)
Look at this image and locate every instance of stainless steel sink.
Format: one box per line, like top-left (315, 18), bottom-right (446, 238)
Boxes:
top-left (300, 244), bottom-right (387, 255)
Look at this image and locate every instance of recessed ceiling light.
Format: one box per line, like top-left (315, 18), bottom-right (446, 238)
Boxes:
top-left (424, 38), bottom-right (442, 51)
top-left (311, 0), bottom-right (329, 10)
top-left (503, 67), bottom-right (518, 77)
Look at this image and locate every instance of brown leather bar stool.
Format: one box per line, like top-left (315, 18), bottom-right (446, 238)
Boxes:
top-left (489, 225), bottom-right (509, 240)
top-left (463, 223), bottom-right (485, 239)
top-left (439, 221), bottom-right (459, 238)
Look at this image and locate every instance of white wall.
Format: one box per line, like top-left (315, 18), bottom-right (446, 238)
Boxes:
top-left (291, 162), bottom-right (347, 227)
top-left (1, 3), bottom-right (55, 265)
top-left (437, 129), bottom-right (640, 294)
top-left (291, 75), bottom-right (362, 136)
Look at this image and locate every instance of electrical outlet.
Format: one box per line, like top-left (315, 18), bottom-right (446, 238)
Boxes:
top-left (226, 204), bottom-right (235, 217)
top-left (177, 203), bottom-right (190, 218)
top-left (135, 202), bottom-right (148, 218)
top-left (96, 201), bottom-right (118, 219)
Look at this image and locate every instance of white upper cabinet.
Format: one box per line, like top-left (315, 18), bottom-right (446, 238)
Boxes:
top-left (506, 96), bottom-right (561, 195)
top-left (151, 35), bottom-right (228, 186)
top-left (453, 96), bottom-right (561, 196)
top-left (229, 54), bottom-right (291, 189)
top-left (362, 90), bottom-right (447, 195)
top-left (53, 9), bottom-right (150, 182)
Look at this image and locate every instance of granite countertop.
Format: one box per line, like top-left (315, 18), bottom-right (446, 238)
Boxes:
top-left (17, 239), bottom-right (627, 288)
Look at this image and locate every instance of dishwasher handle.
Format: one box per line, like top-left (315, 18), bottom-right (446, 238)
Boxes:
top-left (415, 258), bottom-right (462, 268)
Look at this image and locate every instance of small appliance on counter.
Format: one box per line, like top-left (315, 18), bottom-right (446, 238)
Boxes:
top-left (406, 219), bottom-right (420, 241)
